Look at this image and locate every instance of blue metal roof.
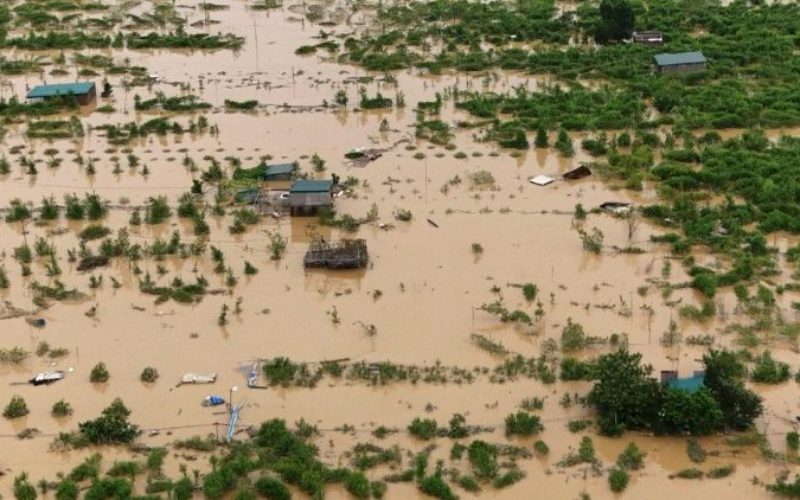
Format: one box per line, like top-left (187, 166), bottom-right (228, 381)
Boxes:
top-left (290, 179), bottom-right (333, 193)
top-left (654, 52), bottom-right (706, 67)
top-left (27, 82), bottom-right (95, 99)
top-left (666, 373), bottom-right (705, 393)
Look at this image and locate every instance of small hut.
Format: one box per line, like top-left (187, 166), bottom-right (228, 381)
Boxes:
top-left (27, 82), bottom-right (96, 105)
top-left (289, 179), bottom-right (334, 215)
top-left (632, 31), bottom-right (663, 44)
top-left (654, 52), bottom-right (707, 73)
top-left (304, 239), bottom-right (368, 269)
top-left (264, 163), bottom-right (296, 182)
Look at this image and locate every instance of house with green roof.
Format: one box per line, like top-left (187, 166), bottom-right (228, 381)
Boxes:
top-left (654, 51), bottom-right (707, 74)
top-left (264, 163), bottom-right (297, 182)
top-left (289, 179), bottom-right (334, 215)
top-left (27, 82), bottom-right (97, 105)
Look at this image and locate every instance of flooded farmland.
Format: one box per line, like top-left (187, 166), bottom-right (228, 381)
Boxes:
top-left (1, 0), bottom-right (800, 499)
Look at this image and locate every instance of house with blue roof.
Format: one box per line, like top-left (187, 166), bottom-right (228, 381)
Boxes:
top-left (27, 82), bottom-right (97, 105)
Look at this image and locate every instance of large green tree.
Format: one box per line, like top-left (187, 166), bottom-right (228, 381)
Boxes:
top-left (594, 0), bottom-right (635, 43)
top-left (586, 350), bottom-right (663, 436)
top-left (658, 387), bottom-right (723, 435)
top-left (702, 350), bottom-right (763, 430)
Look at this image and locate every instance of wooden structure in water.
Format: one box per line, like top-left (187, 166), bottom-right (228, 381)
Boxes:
top-left (304, 239), bottom-right (368, 269)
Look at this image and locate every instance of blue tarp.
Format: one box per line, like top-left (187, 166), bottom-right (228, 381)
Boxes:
top-left (207, 395), bottom-right (225, 406)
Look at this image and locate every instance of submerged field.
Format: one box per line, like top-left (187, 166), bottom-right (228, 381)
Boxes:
top-left (1, 0), bottom-right (800, 498)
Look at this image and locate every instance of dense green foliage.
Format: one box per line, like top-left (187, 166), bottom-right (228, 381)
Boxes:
top-left (587, 349), bottom-right (762, 436)
top-left (78, 398), bottom-right (140, 444)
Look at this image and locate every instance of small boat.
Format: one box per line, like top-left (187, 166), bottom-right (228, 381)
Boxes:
top-left (30, 371), bottom-right (64, 386)
top-left (202, 395), bottom-right (225, 407)
top-left (181, 373), bottom-right (217, 384)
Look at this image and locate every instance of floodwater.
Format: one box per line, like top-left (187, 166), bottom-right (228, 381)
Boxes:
top-left (0, 0), bottom-right (798, 498)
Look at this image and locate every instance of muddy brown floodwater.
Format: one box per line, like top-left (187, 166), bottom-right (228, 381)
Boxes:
top-left (0, 1), bottom-right (798, 499)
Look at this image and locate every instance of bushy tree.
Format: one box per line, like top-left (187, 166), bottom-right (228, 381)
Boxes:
top-left (78, 398), bottom-right (140, 444)
top-left (587, 350), bottom-right (662, 435)
top-left (703, 350), bottom-right (762, 430)
top-left (594, 0), bottom-right (635, 43)
top-left (658, 387), bottom-right (723, 435)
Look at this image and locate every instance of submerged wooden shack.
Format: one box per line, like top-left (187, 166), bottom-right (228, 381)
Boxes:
top-left (304, 239), bottom-right (368, 269)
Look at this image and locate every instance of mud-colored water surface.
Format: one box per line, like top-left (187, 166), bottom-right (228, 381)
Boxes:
top-left (1, 0), bottom-right (799, 499)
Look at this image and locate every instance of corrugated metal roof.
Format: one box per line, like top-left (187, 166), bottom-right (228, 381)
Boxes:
top-left (265, 163), bottom-right (296, 176)
top-left (654, 51), bottom-right (706, 67)
top-left (290, 179), bottom-right (333, 193)
top-left (27, 82), bottom-right (95, 99)
top-left (666, 374), bottom-right (705, 393)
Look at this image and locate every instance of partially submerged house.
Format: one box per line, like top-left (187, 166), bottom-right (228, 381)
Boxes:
top-left (632, 31), bottom-right (663, 44)
top-left (304, 239), bottom-right (368, 269)
top-left (232, 161), bottom-right (297, 182)
top-left (264, 163), bottom-right (296, 182)
top-left (654, 51), bottom-right (707, 74)
top-left (289, 179), bottom-right (334, 215)
top-left (660, 370), bottom-right (705, 392)
top-left (27, 82), bottom-right (96, 105)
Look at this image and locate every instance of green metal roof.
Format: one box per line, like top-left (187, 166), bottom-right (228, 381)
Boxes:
top-left (290, 179), bottom-right (333, 193)
top-left (27, 82), bottom-right (95, 99)
top-left (666, 373), bottom-right (705, 393)
top-left (265, 163), bottom-right (296, 177)
top-left (654, 51), bottom-right (706, 67)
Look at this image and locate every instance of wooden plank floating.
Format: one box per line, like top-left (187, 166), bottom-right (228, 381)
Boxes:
top-left (304, 239), bottom-right (368, 269)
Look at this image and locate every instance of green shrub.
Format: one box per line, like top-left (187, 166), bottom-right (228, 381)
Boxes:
top-left (751, 351), bottom-right (790, 384)
top-left (788, 431), bottom-right (800, 452)
top-left (505, 411), bottom-right (543, 436)
top-left (617, 442), bottom-right (645, 470)
top-left (533, 440), bottom-right (549, 455)
top-left (408, 417), bottom-right (438, 440)
top-left (90, 362), bottom-right (110, 383)
top-left (608, 468), bottom-right (629, 492)
top-left (4, 395), bottom-right (29, 419)
top-left (140, 367), bottom-right (159, 383)
top-left (253, 476), bottom-right (292, 500)
top-left (52, 399), bottom-right (73, 417)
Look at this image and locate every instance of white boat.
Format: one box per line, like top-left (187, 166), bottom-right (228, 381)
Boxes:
top-left (30, 371), bottom-right (64, 386)
top-left (181, 373), bottom-right (217, 384)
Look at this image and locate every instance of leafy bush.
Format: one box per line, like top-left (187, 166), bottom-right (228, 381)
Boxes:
top-left (751, 351), bottom-right (790, 384)
top-left (504, 412), bottom-right (544, 436)
top-left (262, 357), bottom-right (298, 386)
top-left (140, 367), bottom-right (159, 383)
top-left (608, 468), bottom-right (629, 492)
top-left (78, 398), bottom-right (140, 445)
top-left (617, 442), bottom-right (645, 470)
top-left (90, 362), bottom-right (110, 383)
top-left (468, 440), bottom-right (498, 480)
top-left (3, 395), bottom-right (29, 418)
top-left (52, 399), bottom-right (73, 417)
top-left (408, 418), bottom-right (438, 440)
top-left (253, 476), bottom-right (290, 500)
